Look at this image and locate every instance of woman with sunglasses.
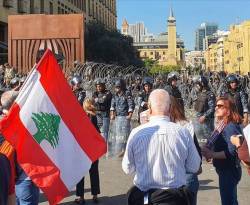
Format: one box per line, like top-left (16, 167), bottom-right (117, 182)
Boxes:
top-left (202, 96), bottom-right (242, 205)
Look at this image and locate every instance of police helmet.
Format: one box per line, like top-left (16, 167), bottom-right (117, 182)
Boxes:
top-left (95, 78), bottom-right (105, 86)
top-left (225, 74), bottom-right (238, 85)
top-left (10, 77), bottom-right (19, 86)
top-left (156, 74), bottom-right (163, 80)
top-left (71, 75), bottom-right (82, 86)
top-left (135, 75), bottom-right (142, 81)
top-left (192, 75), bottom-right (208, 88)
top-left (20, 76), bottom-right (26, 84)
top-left (167, 72), bottom-right (179, 84)
top-left (114, 79), bottom-right (126, 90)
top-left (142, 77), bottom-right (153, 86)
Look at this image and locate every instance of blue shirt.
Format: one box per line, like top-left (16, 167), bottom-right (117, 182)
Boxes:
top-left (213, 122), bottom-right (242, 169)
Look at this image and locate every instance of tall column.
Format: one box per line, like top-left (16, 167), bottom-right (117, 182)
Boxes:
top-left (167, 7), bottom-right (177, 65)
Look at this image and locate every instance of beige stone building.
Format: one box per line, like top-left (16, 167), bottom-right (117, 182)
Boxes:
top-left (205, 43), bottom-right (218, 72)
top-left (185, 51), bottom-right (205, 69)
top-left (0, 0), bottom-right (117, 44)
top-left (129, 8), bottom-right (185, 66)
top-left (223, 21), bottom-right (250, 75)
top-left (205, 20), bottom-right (250, 75)
top-left (204, 31), bottom-right (229, 72)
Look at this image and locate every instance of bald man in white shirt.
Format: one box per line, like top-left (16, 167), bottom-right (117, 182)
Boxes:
top-left (122, 89), bottom-right (201, 205)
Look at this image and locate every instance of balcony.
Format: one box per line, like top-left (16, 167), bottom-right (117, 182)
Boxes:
top-left (3, 0), bottom-right (14, 8)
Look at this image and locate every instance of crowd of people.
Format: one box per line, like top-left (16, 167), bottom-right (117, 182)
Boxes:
top-left (0, 59), bottom-right (250, 205)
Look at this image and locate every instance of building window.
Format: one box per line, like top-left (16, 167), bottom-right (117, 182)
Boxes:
top-left (163, 51), bottom-right (165, 55)
top-left (88, 0), bottom-right (91, 15)
top-left (18, 0), bottom-right (28, 13)
top-left (83, 0), bottom-right (86, 11)
top-left (30, 0), bottom-right (34, 13)
top-left (40, 0), bottom-right (44, 13)
top-left (3, 0), bottom-right (14, 8)
top-left (49, 2), bottom-right (53, 14)
top-left (238, 57), bottom-right (244, 61)
top-left (96, 2), bottom-right (98, 20)
top-left (150, 52), bottom-right (153, 55)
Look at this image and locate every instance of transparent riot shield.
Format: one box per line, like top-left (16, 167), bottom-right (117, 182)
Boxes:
top-left (192, 116), bottom-right (214, 147)
top-left (108, 116), bottom-right (131, 158)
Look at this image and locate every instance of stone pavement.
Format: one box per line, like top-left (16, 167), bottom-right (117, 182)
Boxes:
top-left (39, 158), bottom-right (250, 205)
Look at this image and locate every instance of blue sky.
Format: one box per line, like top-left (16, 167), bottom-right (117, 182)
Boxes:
top-left (117, 0), bottom-right (250, 50)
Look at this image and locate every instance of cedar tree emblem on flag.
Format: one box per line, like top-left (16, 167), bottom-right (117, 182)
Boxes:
top-left (32, 112), bottom-right (61, 149)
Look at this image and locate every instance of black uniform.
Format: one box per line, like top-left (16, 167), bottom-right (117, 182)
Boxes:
top-left (74, 88), bottom-right (86, 105)
top-left (93, 90), bottom-right (112, 118)
top-left (219, 88), bottom-right (248, 117)
top-left (165, 85), bottom-right (184, 111)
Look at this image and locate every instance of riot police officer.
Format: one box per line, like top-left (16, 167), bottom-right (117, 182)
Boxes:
top-left (138, 77), bottom-right (153, 123)
top-left (192, 75), bottom-right (216, 145)
top-left (93, 78), bottom-right (112, 141)
top-left (131, 76), bottom-right (143, 93)
top-left (109, 79), bottom-right (135, 157)
top-left (10, 77), bottom-right (20, 90)
top-left (71, 75), bottom-right (86, 105)
top-left (219, 74), bottom-right (249, 124)
top-left (165, 71), bottom-right (184, 112)
top-left (153, 74), bottom-right (165, 89)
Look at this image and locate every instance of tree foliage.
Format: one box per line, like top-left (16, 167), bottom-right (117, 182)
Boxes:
top-left (149, 64), bottom-right (181, 74)
top-left (85, 22), bottom-right (143, 67)
top-left (142, 58), bottom-right (181, 74)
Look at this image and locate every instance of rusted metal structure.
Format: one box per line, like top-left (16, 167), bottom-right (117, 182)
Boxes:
top-left (8, 14), bottom-right (84, 74)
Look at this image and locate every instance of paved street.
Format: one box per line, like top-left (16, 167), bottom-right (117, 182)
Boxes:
top-left (39, 157), bottom-right (250, 205)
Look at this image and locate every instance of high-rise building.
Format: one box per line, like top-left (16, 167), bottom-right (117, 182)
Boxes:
top-left (195, 28), bottom-right (205, 51)
top-left (195, 22), bottom-right (218, 51)
top-left (121, 20), bottom-right (147, 42)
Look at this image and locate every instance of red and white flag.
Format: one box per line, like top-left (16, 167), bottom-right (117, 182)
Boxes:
top-left (0, 49), bottom-right (107, 204)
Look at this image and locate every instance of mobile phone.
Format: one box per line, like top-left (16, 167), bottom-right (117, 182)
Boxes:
top-left (237, 134), bottom-right (244, 145)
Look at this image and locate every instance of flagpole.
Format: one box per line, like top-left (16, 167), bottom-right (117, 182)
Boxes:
top-left (17, 63), bottom-right (37, 98)
top-left (17, 49), bottom-right (51, 94)
top-left (18, 64), bottom-right (37, 91)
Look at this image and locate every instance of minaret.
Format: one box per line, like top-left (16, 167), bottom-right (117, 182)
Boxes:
top-left (121, 19), bottom-right (129, 35)
top-left (167, 7), bottom-right (177, 65)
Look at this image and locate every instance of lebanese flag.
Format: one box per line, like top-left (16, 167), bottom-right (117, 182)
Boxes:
top-left (0, 49), bottom-right (107, 204)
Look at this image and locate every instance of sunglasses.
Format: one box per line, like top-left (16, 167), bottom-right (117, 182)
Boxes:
top-left (216, 104), bottom-right (225, 109)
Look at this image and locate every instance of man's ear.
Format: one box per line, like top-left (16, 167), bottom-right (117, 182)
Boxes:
top-left (148, 101), bottom-right (152, 114)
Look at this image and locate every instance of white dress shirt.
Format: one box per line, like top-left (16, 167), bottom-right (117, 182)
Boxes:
top-left (122, 116), bottom-right (201, 191)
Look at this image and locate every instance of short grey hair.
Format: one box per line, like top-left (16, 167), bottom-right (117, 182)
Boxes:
top-left (148, 89), bottom-right (171, 114)
top-left (1, 90), bottom-right (19, 110)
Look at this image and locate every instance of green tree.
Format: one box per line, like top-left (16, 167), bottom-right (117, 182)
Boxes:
top-left (149, 64), bottom-right (181, 75)
top-left (32, 112), bottom-right (61, 149)
top-left (143, 58), bottom-right (156, 69)
top-left (85, 22), bottom-right (143, 67)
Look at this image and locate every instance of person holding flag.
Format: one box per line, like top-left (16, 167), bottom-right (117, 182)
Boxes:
top-left (0, 49), bottom-right (107, 205)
